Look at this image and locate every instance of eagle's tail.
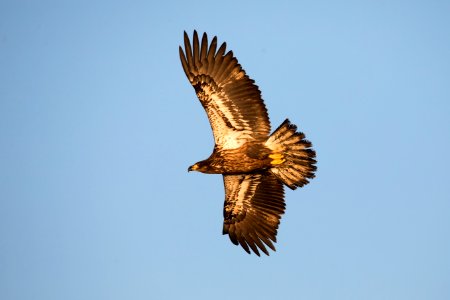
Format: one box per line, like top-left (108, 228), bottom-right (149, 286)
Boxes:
top-left (265, 119), bottom-right (316, 190)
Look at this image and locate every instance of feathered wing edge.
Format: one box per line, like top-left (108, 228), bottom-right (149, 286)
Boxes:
top-left (222, 172), bottom-right (285, 256)
top-left (179, 31), bottom-right (271, 147)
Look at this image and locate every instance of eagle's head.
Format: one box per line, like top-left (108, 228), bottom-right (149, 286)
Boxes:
top-left (188, 160), bottom-right (212, 173)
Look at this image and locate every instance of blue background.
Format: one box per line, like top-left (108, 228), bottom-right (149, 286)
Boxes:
top-left (1, 1), bottom-right (449, 299)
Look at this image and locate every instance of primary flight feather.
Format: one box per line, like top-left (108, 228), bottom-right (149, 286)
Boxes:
top-left (180, 31), bottom-right (316, 256)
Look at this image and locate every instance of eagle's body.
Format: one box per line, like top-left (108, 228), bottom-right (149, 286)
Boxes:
top-left (180, 31), bottom-right (316, 256)
top-left (189, 142), bottom-right (272, 174)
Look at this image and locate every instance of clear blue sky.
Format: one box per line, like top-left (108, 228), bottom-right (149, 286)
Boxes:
top-left (1, 1), bottom-right (449, 299)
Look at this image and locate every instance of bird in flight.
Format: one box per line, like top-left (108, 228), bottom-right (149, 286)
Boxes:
top-left (179, 31), bottom-right (316, 256)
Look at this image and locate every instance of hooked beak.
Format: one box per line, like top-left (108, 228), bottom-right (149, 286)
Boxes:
top-left (188, 164), bottom-right (198, 172)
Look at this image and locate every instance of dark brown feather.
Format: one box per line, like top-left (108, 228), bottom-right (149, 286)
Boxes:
top-left (179, 31), bottom-right (271, 149)
top-left (222, 172), bottom-right (285, 256)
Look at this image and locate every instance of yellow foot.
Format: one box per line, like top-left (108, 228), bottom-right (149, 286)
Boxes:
top-left (269, 153), bottom-right (286, 165)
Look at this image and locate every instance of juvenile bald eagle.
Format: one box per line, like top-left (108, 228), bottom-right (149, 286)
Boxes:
top-left (180, 31), bottom-right (316, 256)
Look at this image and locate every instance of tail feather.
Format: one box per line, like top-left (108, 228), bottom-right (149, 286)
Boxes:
top-left (265, 119), bottom-right (316, 190)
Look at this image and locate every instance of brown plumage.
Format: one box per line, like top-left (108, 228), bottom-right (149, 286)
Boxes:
top-left (180, 31), bottom-right (316, 256)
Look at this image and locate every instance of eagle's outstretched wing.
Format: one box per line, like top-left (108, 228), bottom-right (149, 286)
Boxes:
top-left (222, 172), bottom-right (285, 256)
top-left (179, 31), bottom-right (271, 150)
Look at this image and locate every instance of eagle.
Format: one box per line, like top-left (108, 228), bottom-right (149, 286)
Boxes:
top-left (179, 31), bottom-right (316, 256)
